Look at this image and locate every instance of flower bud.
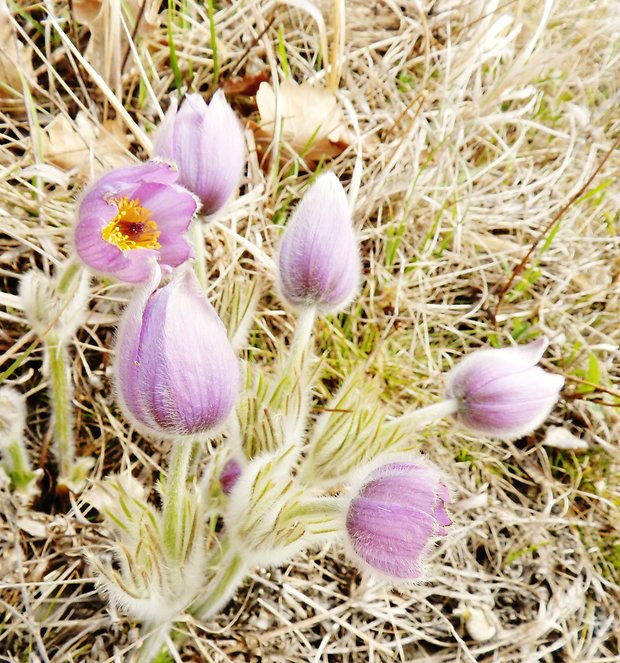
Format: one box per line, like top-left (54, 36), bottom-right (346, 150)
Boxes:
top-left (114, 266), bottom-right (239, 438)
top-left (220, 458), bottom-right (242, 495)
top-left (152, 92), bottom-right (246, 216)
top-left (278, 172), bottom-right (360, 312)
top-left (445, 338), bottom-right (564, 439)
top-left (344, 459), bottom-right (451, 581)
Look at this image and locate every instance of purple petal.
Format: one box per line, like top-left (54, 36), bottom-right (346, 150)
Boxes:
top-left (446, 338), bottom-right (549, 400)
top-left (279, 172), bottom-right (360, 311)
top-left (114, 266), bottom-right (163, 431)
top-left (152, 97), bottom-right (179, 162)
top-left (199, 90), bottom-right (246, 215)
top-left (220, 459), bottom-right (242, 495)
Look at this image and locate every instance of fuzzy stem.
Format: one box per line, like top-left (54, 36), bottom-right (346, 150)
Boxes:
top-left (56, 259), bottom-right (82, 296)
top-left (47, 335), bottom-right (74, 478)
top-left (162, 441), bottom-right (193, 564)
top-left (131, 621), bottom-right (171, 663)
top-left (290, 305), bottom-right (316, 371)
top-left (389, 399), bottom-right (459, 431)
top-left (192, 551), bottom-right (246, 620)
top-left (190, 219), bottom-right (208, 290)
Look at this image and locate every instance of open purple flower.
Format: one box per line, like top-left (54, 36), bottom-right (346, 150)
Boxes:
top-left (278, 172), bottom-right (360, 312)
top-left (114, 266), bottom-right (239, 438)
top-left (75, 162), bottom-right (198, 283)
top-left (445, 337), bottom-right (564, 439)
top-left (345, 460), bottom-right (451, 581)
top-left (152, 91), bottom-right (245, 216)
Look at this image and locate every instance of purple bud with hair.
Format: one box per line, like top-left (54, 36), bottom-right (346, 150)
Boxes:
top-left (114, 266), bottom-right (239, 438)
top-left (220, 458), bottom-right (242, 495)
top-left (152, 92), bottom-right (246, 216)
top-left (344, 460), bottom-right (451, 581)
top-left (278, 172), bottom-right (360, 312)
top-left (445, 337), bottom-right (564, 440)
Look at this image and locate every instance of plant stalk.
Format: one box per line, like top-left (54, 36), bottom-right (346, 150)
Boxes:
top-left (47, 335), bottom-right (74, 478)
top-left (162, 440), bottom-right (193, 563)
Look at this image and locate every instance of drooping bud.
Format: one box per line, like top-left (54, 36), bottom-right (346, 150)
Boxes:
top-left (445, 338), bottom-right (564, 440)
top-left (152, 92), bottom-right (246, 216)
top-left (344, 459), bottom-right (451, 581)
top-left (74, 162), bottom-right (198, 283)
top-left (114, 266), bottom-right (239, 439)
top-left (278, 172), bottom-right (360, 312)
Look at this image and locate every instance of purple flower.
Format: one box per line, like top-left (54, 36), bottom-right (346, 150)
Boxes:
top-left (445, 337), bottom-right (564, 439)
top-left (345, 460), bottom-right (451, 581)
top-left (278, 172), bottom-right (360, 311)
top-left (114, 266), bottom-right (239, 438)
top-left (152, 91), bottom-right (245, 216)
top-left (220, 458), bottom-right (242, 495)
top-left (75, 162), bottom-right (198, 283)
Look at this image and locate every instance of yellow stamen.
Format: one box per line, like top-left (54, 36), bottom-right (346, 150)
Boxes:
top-left (101, 196), bottom-right (161, 251)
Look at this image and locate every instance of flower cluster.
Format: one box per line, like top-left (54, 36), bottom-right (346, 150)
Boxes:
top-left (16, 85), bottom-right (568, 661)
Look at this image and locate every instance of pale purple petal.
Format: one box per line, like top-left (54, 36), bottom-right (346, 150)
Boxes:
top-left (74, 162), bottom-right (195, 282)
top-left (344, 460), bottom-right (452, 581)
top-left (113, 267), bottom-right (239, 438)
top-left (446, 338), bottom-right (564, 439)
top-left (114, 266), bottom-right (163, 431)
top-left (279, 172), bottom-right (360, 311)
top-left (152, 97), bottom-right (178, 161)
top-left (200, 90), bottom-right (246, 215)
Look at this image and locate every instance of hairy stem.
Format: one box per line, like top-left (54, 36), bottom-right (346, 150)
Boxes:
top-left (390, 398), bottom-right (459, 431)
top-left (162, 441), bottom-right (193, 563)
top-left (47, 336), bottom-right (74, 478)
top-left (191, 550), bottom-right (247, 620)
top-left (191, 219), bottom-right (208, 290)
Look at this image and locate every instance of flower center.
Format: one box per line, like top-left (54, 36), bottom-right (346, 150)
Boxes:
top-left (101, 197), bottom-right (161, 251)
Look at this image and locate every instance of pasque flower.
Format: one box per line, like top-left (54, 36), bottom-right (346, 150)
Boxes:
top-left (114, 266), bottom-right (239, 438)
top-left (75, 162), bottom-right (198, 283)
top-left (445, 337), bottom-right (564, 439)
top-left (344, 460), bottom-right (451, 581)
top-left (278, 172), bottom-right (360, 312)
top-left (152, 91), bottom-right (245, 216)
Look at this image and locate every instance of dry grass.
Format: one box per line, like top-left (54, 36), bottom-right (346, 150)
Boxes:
top-left (1, 0), bottom-right (619, 661)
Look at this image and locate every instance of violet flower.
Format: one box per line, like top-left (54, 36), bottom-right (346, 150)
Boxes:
top-left (345, 460), bottom-right (451, 581)
top-left (75, 162), bottom-right (198, 283)
top-left (114, 266), bottom-right (239, 438)
top-left (278, 172), bottom-right (360, 312)
top-left (445, 337), bottom-right (564, 439)
top-left (152, 92), bottom-right (245, 216)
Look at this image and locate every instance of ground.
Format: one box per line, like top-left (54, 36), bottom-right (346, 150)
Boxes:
top-left (0, 0), bottom-right (619, 661)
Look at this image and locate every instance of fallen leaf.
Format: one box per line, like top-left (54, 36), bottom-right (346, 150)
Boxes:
top-left (73, 0), bottom-right (159, 87)
top-left (542, 426), bottom-right (589, 451)
top-left (222, 70), bottom-right (270, 97)
top-left (41, 111), bottom-right (132, 178)
top-left (0, 0), bottom-right (34, 108)
top-left (254, 79), bottom-right (354, 163)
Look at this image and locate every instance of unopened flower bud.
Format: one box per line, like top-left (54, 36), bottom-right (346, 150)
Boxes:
top-left (152, 92), bottom-right (246, 216)
top-left (445, 338), bottom-right (564, 440)
top-left (344, 459), bottom-right (451, 581)
top-left (220, 458), bottom-right (242, 495)
top-left (114, 266), bottom-right (239, 438)
top-left (278, 172), bottom-right (360, 312)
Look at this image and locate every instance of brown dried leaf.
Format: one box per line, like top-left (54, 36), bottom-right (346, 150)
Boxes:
top-left (73, 0), bottom-right (159, 87)
top-left (0, 0), bottom-right (34, 108)
top-left (255, 79), bottom-right (354, 162)
top-left (41, 112), bottom-right (132, 178)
